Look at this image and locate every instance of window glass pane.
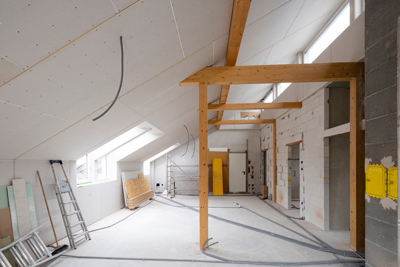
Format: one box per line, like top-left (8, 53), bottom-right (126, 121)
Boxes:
top-left (306, 3), bottom-right (350, 63)
top-left (95, 156), bottom-right (107, 181)
top-left (77, 156), bottom-right (89, 185)
top-left (263, 91), bottom-right (274, 103)
top-left (277, 83), bottom-right (292, 96)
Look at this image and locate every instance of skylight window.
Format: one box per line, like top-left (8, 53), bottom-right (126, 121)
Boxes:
top-left (76, 122), bottom-right (163, 186)
top-left (143, 143), bottom-right (180, 175)
top-left (263, 90), bottom-right (274, 103)
top-left (277, 83), bottom-right (292, 97)
top-left (305, 2), bottom-right (350, 63)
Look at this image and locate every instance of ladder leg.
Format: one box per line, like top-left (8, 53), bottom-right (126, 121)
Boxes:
top-left (0, 252), bottom-right (11, 267)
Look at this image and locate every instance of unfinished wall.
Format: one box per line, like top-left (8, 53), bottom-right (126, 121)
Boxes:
top-left (328, 133), bottom-right (350, 230)
top-left (364, 0), bottom-right (399, 265)
top-left (0, 159), bottom-right (125, 245)
top-left (153, 130), bottom-right (261, 194)
top-left (289, 144), bottom-right (300, 201)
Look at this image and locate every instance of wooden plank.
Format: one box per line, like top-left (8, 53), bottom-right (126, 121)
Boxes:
top-left (286, 140), bottom-right (303, 146)
top-left (25, 184), bottom-right (37, 229)
top-left (208, 151), bottom-right (229, 194)
top-left (208, 119), bottom-right (275, 125)
top-left (12, 179), bottom-right (31, 237)
top-left (6, 186), bottom-right (19, 240)
top-left (262, 186), bottom-right (268, 199)
top-left (0, 186), bottom-right (8, 209)
top-left (180, 63), bottom-right (365, 86)
top-left (124, 177), bottom-right (152, 199)
top-left (209, 102), bottom-right (302, 111)
top-left (349, 77), bottom-right (365, 252)
top-left (212, 158), bottom-right (223, 196)
top-left (273, 121), bottom-right (277, 203)
top-left (0, 208), bottom-right (14, 242)
top-left (324, 122), bottom-right (350, 138)
top-left (199, 82), bottom-right (208, 250)
top-left (127, 190), bottom-right (154, 210)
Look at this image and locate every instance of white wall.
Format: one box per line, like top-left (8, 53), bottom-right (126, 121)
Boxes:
top-left (152, 129), bottom-right (261, 194)
top-left (260, 12), bottom-right (365, 230)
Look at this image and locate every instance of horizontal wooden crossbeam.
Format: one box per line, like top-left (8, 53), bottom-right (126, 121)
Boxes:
top-left (180, 63), bottom-right (364, 86)
top-left (208, 119), bottom-right (275, 125)
top-left (208, 102), bottom-right (302, 111)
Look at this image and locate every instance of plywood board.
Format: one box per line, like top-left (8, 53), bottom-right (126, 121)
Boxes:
top-left (25, 184), bottom-right (37, 229)
top-left (0, 208), bottom-right (14, 242)
top-left (0, 186), bottom-right (8, 209)
top-left (124, 177), bottom-right (152, 199)
top-left (127, 190), bottom-right (154, 210)
top-left (212, 158), bottom-right (223, 196)
top-left (6, 186), bottom-right (19, 240)
top-left (208, 151), bottom-right (229, 193)
top-left (12, 179), bottom-right (31, 237)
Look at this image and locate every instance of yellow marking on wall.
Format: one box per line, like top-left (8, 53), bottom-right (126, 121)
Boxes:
top-left (366, 164), bottom-right (387, 199)
top-left (324, 178), bottom-right (329, 180)
top-left (288, 178), bottom-right (292, 182)
top-left (212, 158), bottom-right (223, 196)
top-left (388, 166), bottom-right (397, 200)
top-left (325, 157), bottom-right (329, 159)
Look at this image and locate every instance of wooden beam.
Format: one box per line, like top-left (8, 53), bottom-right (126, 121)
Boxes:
top-left (216, 0), bottom-right (251, 130)
top-left (208, 119), bottom-right (275, 125)
top-left (226, 0), bottom-right (251, 66)
top-left (209, 102), bottom-right (302, 111)
top-left (199, 82), bottom-right (209, 250)
top-left (180, 63), bottom-right (365, 86)
top-left (286, 140), bottom-right (302, 146)
top-left (349, 77), bottom-right (365, 252)
top-left (273, 120), bottom-right (277, 203)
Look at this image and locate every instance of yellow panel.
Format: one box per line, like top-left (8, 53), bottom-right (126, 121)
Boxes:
top-left (212, 158), bottom-right (223, 196)
top-left (388, 166), bottom-right (397, 200)
top-left (366, 164), bottom-right (386, 199)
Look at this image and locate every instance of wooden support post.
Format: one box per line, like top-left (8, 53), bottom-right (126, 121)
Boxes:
top-left (273, 120), bottom-right (277, 203)
top-left (349, 77), bottom-right (365, 252)
top-left (199, 82), bottom-right (208, 250)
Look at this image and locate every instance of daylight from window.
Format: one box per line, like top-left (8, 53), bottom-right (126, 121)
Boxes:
top-left (143, 143), bottom-right (180, 175)
top-left (306, 3), bottom-right (350, 63)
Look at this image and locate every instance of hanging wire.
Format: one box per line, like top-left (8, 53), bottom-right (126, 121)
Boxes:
top-left (93, 36), bottom-right (124, 121)
top-left (190, 134), bottom-right (195, 158)
top-left (181, 125), bottom-right (189, 157)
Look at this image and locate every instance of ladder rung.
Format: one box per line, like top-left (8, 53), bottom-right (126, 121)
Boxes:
top-left (69, 221), bottom-right (84, 228)
top-left (66, 211), bottom-right (81, 216)
top-left (73, 231), bottom-right (89, 239)
top-left (63, 200), bottom-right (76, 205)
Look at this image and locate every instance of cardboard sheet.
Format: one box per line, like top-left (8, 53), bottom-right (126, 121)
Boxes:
top-left (0, 208), bottom-right (14, 242)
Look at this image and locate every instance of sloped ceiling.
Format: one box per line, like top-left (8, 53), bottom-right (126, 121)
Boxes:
top-left (0, 0), bottom-right (344, 162)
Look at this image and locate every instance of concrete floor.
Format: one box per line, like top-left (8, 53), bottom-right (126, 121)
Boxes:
top-left (49, 195), bottom-right (363, 266)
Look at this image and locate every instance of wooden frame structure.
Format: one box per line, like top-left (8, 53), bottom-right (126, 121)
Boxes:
top-left (180, 62), bottom-right (365, 252)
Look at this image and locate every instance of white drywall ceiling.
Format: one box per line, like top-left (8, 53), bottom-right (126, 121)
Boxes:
top-left (0, 0), bottom-right (345, 162)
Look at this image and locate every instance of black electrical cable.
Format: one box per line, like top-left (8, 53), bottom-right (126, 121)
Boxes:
top-left (181, 125), bottom-right (189, 156)
top-left (190, 134), bottom-right (195, 158)
top-left (93, 36), bottom-right (124, 121)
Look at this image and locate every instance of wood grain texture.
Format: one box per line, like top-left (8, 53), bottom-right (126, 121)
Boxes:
top-left (273, 121), bottom-right (277, 203)
top-left (124, 177), bottom-right (152, 199)
top-left (180, 63), bottom-right (365, 86)
top-left (199, 82), bottom-right (208, 250)
top-left (208, 119), bottom-right (275, 125)
top-left (209, 102), bottom-right (302, 111)
top-left (127, 190), bottom-right (154, 210)
top-left (349, 77), bottom-right (365, 252)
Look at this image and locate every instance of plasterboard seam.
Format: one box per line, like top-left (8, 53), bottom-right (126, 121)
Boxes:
top-left (109, 0), bottom-right (119, 13)
top-left (169, 0), bottom-right (186, 59)
top-left (284, 0), bottom-right (306, 38)
top-left (13, 38), bottom-right (221, 160)
top-left (0, 57), bottom-right (25, 70)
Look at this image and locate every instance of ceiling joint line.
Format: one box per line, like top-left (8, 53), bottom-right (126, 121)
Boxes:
top-left (246, 0), bottom-right (291, 28)
top-left (109, 0), bottom-right (119, 13)
top-left (0, 56), bottom-right (26, 70)
top-left (284, 0), bottom-right (306, 38)
top-left (169, 0), bottom-right (186, 59)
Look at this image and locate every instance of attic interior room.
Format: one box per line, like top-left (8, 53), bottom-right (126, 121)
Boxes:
top-left (0, 0), bottom-right (399, 266)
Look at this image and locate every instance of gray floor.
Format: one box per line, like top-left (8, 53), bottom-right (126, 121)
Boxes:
top-left (49, 195), bottom-right (363, 266)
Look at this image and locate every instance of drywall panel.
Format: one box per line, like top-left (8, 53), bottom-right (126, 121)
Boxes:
top-left (213, 34), bottom-right (229, 66)
top-left (265, 16), bottom-right (327, 64)
top-left (12, 179), bottom-right (31, 237)
top-left (0, 58), bottom-right (24, 85)
top-left (237, 0), bottom-right (304, 64)
top-left (238, 47), bottom-right (272, 66)
top-left (171, 0), bottom-right (233, 57)
top-left (286, 0), bottom-right (341, 35)
top-left (0, 102), bottom-right (72, 160)
top-left (0, 0), bottom-right (116, 68)
top-left (0, 0), bottom-right (183, 123)
top-left (120, 43), bottom-right (213, 110)
top-left (246, 0), bottom-right (291, 26)
top-left (19, 102), bottom-right (142, 160)
top-left (0, 161), bottom-right (13, 185)
top-left (111, 0), bottom-right (139, 12)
